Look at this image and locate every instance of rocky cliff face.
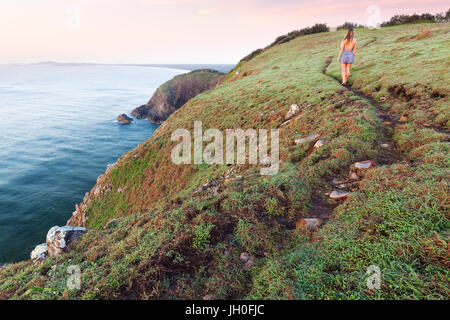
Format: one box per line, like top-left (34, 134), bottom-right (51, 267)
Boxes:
top-left (67, 162), bottom-right (117, 227)
top-left (132, 69), bottom-right (224, 123)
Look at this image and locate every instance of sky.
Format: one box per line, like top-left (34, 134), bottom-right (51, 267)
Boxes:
top-left (0, 0), bottom-right (448, 64)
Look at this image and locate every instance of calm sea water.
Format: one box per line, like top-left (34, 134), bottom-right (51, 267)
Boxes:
top-left (0, 64), bottom-right (189, 263)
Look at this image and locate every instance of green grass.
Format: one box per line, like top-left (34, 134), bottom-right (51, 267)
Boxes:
top-left (0, 22), bottom-right (448, 300)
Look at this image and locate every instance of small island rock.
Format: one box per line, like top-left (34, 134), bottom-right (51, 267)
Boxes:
top-left (117, 114), bottom-right (134, 124)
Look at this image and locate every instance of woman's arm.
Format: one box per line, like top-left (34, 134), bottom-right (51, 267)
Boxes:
top-left (337, 41), bottom-right (344, 62)
top-left (353, 40), bottom-right (357, 55)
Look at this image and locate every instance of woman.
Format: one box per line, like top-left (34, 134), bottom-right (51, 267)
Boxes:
top-left (337, 28), bottom-right (357, 85)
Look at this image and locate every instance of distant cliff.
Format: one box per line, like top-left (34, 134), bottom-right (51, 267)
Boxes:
top-left (132, 69), bottom-right (224, 123)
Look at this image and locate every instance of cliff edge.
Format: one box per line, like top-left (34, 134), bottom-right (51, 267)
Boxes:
top-left (132, 69), bottom-right (224, 123)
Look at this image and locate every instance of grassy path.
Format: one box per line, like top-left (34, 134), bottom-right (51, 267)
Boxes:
top-left (322, 55), bottom-right (404, 165)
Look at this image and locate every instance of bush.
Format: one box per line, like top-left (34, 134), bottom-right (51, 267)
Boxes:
top-left (337, 22), bottom-right (365, 30)
top-left (269, 23), bottom-right (329, 48)
top-left (238, 23), bottom-right (329, 63)
top-left (381, 9), bottom-right (450, 26)
top-left (436, 9), bottom-right (450, 22)
top-left (241, 48), bottom-right (264, 62)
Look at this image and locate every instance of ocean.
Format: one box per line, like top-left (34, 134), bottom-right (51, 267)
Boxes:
top-left (0, 63), bottom-right (232, 263)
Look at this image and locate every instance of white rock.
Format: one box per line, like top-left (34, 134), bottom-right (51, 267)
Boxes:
top-left (314, 139), bottom-right (325, 149)
top-left (46, 226), bottom-right (88, 257)
top-left (329, 190), bottom-right (350, 200)
top-left (240, 252), bottom-right (250, 263)
top-left (349, 172), bottom-right (359, 181)
top-left (30, 243), bottom-right (48, 262)
top-left (338, 181), bottom-right (358, 189)
top-left (295, 134), bottom-right (320, 145)
top-left (303, 218), bottom-right (321, 227)
top-left (354, 160), bottom-right (376, 169)
top-left (296, 218), bottom-right (322, 229)
top-left (285, 104), bottom-right (301, 120)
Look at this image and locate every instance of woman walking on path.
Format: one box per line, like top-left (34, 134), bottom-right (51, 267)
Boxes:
top-left (337, 28), bottom-right (357, 85)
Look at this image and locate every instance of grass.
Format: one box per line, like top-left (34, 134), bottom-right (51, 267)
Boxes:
top-left (0, 22), bottom-right (448, 300)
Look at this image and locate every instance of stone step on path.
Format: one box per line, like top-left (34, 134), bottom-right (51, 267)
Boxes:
top-left (329, 190), bottom-right (350, 200)
top-left (296, 218), bottom-right (322, 229)
top-left (296, 159), bottom-right (379, 231)
top-left (294, 195), bottom-right (336, 231)
top-left (328, 159), bottom-right (378, 198)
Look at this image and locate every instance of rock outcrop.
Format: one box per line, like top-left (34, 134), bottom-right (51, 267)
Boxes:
top-left (329, 190), bottom-right (350, 200)
top-left (30, 243), bottom-right (48, 262)
top-left (67, 162), bottom-right (117, 227)
top-left (131, 69), bottom-right (224, 123)
top-left (46, 226), bottom-right (88, 257)
top-left (285, 102), bottom-right (311, 120)
top-left (117, 114), bottom-right (134, 124)
top-left (296, 218), bottom-right (322, 229)
top-left (29, 226), bottom-right (88, 262)
top-left (131, 105), bottom-right (149, 119)
top-left (285, 104), bottom-right (301, 120)
top-left (295, 134), bottom-right (320, 145)
top-left (239, 252), bottom-right (255, 270)
top-left (327, 160), bottom-right (377, 201)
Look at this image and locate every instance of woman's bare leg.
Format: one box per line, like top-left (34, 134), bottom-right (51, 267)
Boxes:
top-left (341, 63), bottom-right (347, 84)
top-left (345, 63), bottom-right (352, 82)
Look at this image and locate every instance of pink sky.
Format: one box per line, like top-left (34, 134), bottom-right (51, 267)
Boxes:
top-left (0, 0), bottom-right (448, 64)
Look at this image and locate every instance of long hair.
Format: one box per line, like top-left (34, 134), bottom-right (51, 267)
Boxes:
top-left (344, 28), bottom-right (354, 45)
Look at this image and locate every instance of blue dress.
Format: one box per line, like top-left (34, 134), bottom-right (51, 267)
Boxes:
top-left (340, 50), bottom-right (355, 64)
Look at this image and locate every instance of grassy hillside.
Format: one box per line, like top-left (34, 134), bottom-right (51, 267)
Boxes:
top-left (0, 22), bottom-right (448, 300)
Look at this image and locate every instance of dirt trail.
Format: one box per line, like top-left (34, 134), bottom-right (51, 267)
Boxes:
top-left (322, 56), bottom-right (405, 165)
top-left (300, 53), bottom-right (407, 229)
top-left (296, 40), bottom-right (396, 227)
top-left (361, 37), bottom-right (377, 48)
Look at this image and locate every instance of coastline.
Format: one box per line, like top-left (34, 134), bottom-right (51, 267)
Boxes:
top-left (0, 64), bottom-right (180, 264)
